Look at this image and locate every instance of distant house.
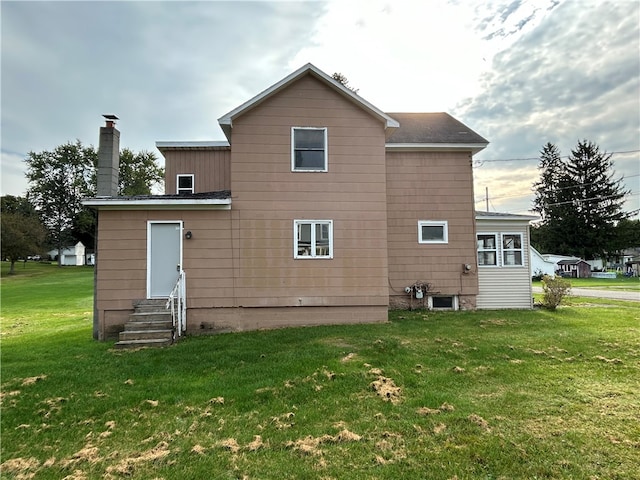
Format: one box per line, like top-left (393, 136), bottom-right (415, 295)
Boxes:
top-left (557, 259), bottom-right (591, 278)
top-left (48, 242), bottom-right (86, 266)
top-left (530, 246), bottom-right (556, 278)
top-left (475, 212), bottom-right (538, 309)
top-left (84, 63), bottom-right (497, 341)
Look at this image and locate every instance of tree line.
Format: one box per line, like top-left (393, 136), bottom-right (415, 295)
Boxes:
top-left (531, 140), bottom-right (638, 261)
top-left (1, 141), bottom-right (163, 274)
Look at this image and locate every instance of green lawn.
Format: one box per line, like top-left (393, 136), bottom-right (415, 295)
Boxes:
top-left (534, 275), bottom-right (640, 292)
top-left (2, 263), bottom-right (639, 479)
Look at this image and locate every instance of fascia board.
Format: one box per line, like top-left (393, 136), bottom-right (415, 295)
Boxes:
top-left (475, 214), bottom-right (539, 222)
top-left (386, 142), bottom-right (489, 154)
top-left (156, 141), bottom-right (230, 149)
top-left (83, 198), bottom-right (232, 211)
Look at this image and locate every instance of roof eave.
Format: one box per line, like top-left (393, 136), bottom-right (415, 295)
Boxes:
top-left (386, 142), bottom-right (489, 154)
top-left (83, 197), bottom-right (232, 211)
top-left (156, 141), bottom-right (230, 152)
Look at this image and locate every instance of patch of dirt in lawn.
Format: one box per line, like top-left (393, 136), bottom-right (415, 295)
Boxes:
top-left (0, 456), bottom-right (40, 476)
top-left (287, 429), bottom-right (362, 457)
top-left (370, 375), bottom-right (402, 404)
top-left (21, 374), bottom-right (47, 386)
top-left (104, 441), bottom-right (171, 476)
top-left (468, 414), bottom-right (491, 432)
top-left (374, 431), bottom-right (406, 465)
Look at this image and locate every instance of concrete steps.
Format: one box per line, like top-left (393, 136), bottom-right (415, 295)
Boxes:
top-left (114, 299), bottom-right (175, 349)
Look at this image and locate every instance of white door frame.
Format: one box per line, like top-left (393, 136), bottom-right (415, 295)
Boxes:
top-left (147, 220), bottom-right (183, 298)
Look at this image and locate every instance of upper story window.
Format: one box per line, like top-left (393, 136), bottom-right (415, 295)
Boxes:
top-left (292, 127), bottom-right (327, 172)
top-left (477, 233), bottom-right (498, 266)
top-left (502, 233), bottom-right (523, 266)
top-left (294, 220), bottom-right (333, 259)
top-left (177, 174), bottom-right (194, 194)
top-left (418, 221), bottom-right (448, 244)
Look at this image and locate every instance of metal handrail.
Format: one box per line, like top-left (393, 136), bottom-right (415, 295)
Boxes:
top-left (166, 270), bottom-right (186, 339)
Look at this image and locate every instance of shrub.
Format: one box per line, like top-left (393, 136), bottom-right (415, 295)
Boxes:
top-left (532, 269), bottom-right (545, 281)
top-left (541, 275), bottom-right (571, 310)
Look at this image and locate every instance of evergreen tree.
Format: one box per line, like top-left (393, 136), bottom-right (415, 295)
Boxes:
top-left (531, 140), bottom-right (629, 259)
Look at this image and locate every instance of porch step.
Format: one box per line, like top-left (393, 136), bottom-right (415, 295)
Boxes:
top-left (114, 299), bottom-right (176, 349)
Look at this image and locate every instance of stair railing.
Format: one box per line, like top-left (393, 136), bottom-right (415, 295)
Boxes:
top-left (166, 270), bottom-right (186, 338)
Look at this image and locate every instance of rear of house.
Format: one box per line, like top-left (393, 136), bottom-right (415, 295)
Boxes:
top-left (85, 64), bottom-right (490, 341)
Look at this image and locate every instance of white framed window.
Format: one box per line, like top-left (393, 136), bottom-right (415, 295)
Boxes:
top-left (418, 221), bottom-right (448, 244)
top-left (292, 127), bottom-right (327, 172)
top-left (177, 174), bottom-right (194, 194)
top-left (502, 233), bottom-right (523, 266)
top-left (477, 233), bottom-right (498, 266)
top-left (294, 220), bottom-right (333, 259)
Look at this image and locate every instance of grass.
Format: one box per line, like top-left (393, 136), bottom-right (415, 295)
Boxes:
top-left (533, 275), bottom-right (640, 292)
top-left (2, 263), bottom-right (639, 479)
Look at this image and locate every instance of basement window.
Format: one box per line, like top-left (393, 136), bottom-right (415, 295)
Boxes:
top-left (429, 296), bottom-right (458, 310)
top-left (177, 174), bottom-right (194, 194)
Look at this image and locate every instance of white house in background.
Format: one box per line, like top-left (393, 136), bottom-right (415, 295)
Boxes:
top-left (530, 246), bottom-right (556, 278)
top-left (475, 212), bottom-right (538, 309)
top-left (48, 242), bottom-right (86, 266)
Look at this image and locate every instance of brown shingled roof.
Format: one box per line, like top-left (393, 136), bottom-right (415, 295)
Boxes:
top-left (386, 112), bottom-right (488, 145)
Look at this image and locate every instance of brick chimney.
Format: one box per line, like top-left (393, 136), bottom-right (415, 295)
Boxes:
top-left (97, 114), bottom-right (120, 197)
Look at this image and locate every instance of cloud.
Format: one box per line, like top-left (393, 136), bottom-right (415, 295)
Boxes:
top-left (457, 0), bottom-right (640, 215)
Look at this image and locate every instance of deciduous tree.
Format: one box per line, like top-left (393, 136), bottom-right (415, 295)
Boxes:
top-left (1, 195), bottom-right (47, 274)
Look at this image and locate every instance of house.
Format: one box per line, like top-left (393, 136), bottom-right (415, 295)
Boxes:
top-left (530, 246), bottom-right (556, 278)
top-left (47, 242), bottom-right (86, 266)
top-left (84, 63), bottom-right (493, 341)
top-left (557, 259), bottom-right (591, 278)
top-left (475, 212), bottom-right (538, 309)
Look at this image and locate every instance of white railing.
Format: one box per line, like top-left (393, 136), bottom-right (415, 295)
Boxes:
top-left (166, 270), bottom-right (186, 339)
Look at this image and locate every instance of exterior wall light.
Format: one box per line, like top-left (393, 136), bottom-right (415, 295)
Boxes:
top-left (185, 231), bottom-right (193, 240)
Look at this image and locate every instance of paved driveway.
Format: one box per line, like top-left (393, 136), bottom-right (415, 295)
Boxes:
top-left (532, 286), bottom-right (640, 302)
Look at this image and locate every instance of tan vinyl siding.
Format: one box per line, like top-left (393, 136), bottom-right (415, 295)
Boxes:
top-left (164, 148), bottom-right (230, 193)
top-left (476, 220), bottom-right (533, 309)
top-left (229, 74), bottom-right (389, 308)
top-left (386, 150), bottom-right (478, 308)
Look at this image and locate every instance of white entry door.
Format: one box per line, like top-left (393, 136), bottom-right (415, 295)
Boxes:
top-left (147, 221), bottom-right (182, 298)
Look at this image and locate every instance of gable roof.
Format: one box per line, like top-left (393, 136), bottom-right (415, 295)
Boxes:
top-left (217, 63), bottom-right (399, 142)
top-left (387, 112), bottom-right (489, 154)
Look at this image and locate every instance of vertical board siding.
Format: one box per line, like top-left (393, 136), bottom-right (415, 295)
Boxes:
top-left (386, 150), bottom-right (478, 304)
top-left (164, 148), bottom-right (231, 193)
top-left (230, 74), bottom-right (389, 308)
top-left (476, 220), bottom-right (533, 309)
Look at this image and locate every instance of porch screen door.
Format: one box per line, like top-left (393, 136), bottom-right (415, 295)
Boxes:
top-left (148, 221), bottom-right (182, 298)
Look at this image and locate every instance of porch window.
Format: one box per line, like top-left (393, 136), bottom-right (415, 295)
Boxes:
top-left (502, 233), bottom-right (523, 266)
top-left (292, 127), bottom-right (327, 171)
top-left (294, 220), bottom-right (332, 258)
top-left (418, 221), bottom-right (448, 244)
top-left (477, 233), bottom-right (497, 266)
top-left (177, 174), bottom-right (194, 194)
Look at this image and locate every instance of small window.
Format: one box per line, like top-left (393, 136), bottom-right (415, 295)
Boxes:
top-left (502, 233), bottom-right (523, 266)
top-left (177, 174), bottom-right (194, 194)
top-left (477, 233), bottom-right (497, 266)
top-left (292, 127), bottom-right (327, 171)
top-left (418, 221), bottom-right (448, 244)
top-left (429, 296), bottom-right (458, 310)
top-left (294, 220), bottom-right (332, 259)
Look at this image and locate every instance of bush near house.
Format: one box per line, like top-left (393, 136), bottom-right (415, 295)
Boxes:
top-left (1, 262), bottom-right (638, 479)
top-left (540, 275), bottom-right (572, 310)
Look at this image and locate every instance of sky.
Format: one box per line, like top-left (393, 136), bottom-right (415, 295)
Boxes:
top-left (2, 0), bottom-right (639, 218)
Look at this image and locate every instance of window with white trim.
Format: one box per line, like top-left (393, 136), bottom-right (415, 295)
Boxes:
top-left (502, 233), bottom-right (523, 266)
top-left (418, 221), bottom-right (448, 244)
top-left (294, 220), bottom-right (333, 258)
top-left (477, 233), bottom-right (498, 266)
top-left (177, 174), bottom-right (194, 194)
top-left (292, 127), bottom-right (327, 171)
